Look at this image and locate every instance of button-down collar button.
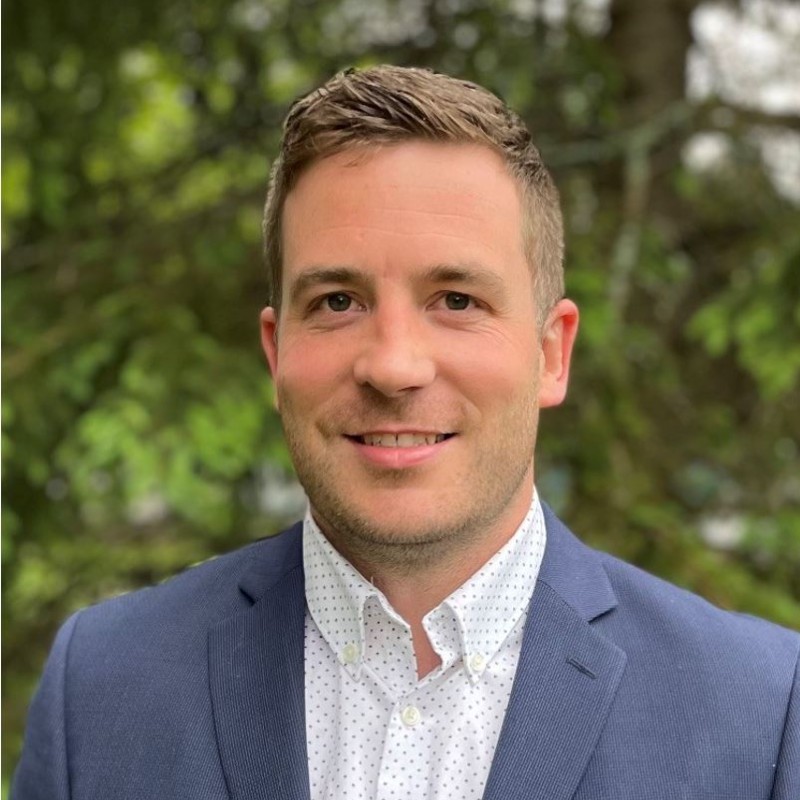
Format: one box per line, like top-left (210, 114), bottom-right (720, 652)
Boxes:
top-left (400, 705), bottom-right (422, 727)
top-left (469, 653), bottom-right (486, 673)
top-left (342, 643), bottom-right (359, 665)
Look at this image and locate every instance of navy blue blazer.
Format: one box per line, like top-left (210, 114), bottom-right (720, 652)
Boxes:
top-left (13, 506), bottom-right (800, 799)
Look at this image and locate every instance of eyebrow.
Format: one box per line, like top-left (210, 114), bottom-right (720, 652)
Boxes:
top-left (286, 262), bottom-right (507, 305)
top-left (287, 267), bottom-right (373, 305)
top-left (422, 263), bottom-right (507, 295)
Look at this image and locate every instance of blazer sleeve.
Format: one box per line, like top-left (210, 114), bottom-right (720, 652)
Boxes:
top-left (11, 612), bottom-right (80, 800)
top-left (771, 648), bottom-right (800, 799)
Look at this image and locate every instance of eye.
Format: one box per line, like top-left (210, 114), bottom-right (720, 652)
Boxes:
top-left (325, 293), bottom-right (352, 312)
top-left (443, 292), bottom-right (473, 311)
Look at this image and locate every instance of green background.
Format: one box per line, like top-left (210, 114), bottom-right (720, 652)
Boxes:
top-left (3, 0), bottom-right (799, 786)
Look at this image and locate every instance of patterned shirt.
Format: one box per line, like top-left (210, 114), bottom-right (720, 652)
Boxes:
top-left (303, 492), bottom-right (546, 799)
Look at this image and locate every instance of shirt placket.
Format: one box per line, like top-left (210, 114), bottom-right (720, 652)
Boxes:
top-left (368, 600), bottom-right (463, 799)
top-left (376, 685), bottom-right (434, 800)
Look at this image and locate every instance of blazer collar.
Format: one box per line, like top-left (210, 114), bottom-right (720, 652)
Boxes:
top-left (483, 503), bottom-right (627, 800)
top-left (538, 502), bottom-right (619, 622)
top-left (234, 508), bottom-right (616, 619)
top-left (210, 524), bottom-right (309, 800)
top-left (212, 510), bottom-right (626, 800)
top-left (237, 522), bottom-right (304, 604)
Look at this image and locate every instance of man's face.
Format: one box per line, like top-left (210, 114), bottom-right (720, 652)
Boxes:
top-left (261, 142), bottom-right (577, 568)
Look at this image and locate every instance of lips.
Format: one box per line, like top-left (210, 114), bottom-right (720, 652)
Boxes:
top-left (347, 432), bottom-right (454, 447)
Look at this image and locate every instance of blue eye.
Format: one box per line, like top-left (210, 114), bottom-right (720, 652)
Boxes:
top-left (326, 293), bottom-right (352, 312)
top-left (444, 292), bottom-right (471, 310)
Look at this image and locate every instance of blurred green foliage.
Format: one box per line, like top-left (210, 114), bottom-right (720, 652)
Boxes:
top-left (3, 0), bottom-right (799, 784)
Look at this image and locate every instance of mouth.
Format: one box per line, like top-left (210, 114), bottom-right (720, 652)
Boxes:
top-left (346, 432), bottom-right (456, 448)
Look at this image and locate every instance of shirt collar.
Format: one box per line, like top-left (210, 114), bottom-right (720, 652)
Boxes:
top-left (303, 492), bottom-right (546, 683)
top-left (435, 494), bottom-right (546, 680)
top-left (303, 516), bottom-right (373, 679)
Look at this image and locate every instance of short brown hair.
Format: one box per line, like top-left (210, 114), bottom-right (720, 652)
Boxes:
top-left (263, 65), bottom-right (564, 318)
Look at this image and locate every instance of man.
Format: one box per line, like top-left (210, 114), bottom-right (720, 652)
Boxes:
top-left (14, 66), bottom-right (799, 800)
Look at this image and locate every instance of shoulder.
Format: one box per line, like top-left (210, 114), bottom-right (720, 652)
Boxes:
top-left (66, 523), bottom-right (304, 661)
top-left (591, 543), bottom-right (799, 751)
top-left (540, 511), bottom-right (799, 790)
top-left (13, 524), bottom-right (305, 797)
top-left (541, 503), bottom-right (799, 718)
top-left (603, 545), bottom-right (800, 652)
top-left (597, 547), bottom-right (799, 666)
top-left (595, 550), bottom-right (800, 791)
top-left (541, 503), bottom-right (799, 667)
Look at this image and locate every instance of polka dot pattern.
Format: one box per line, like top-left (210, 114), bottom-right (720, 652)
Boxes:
top-left (303, 493), bottom-right (546, 799)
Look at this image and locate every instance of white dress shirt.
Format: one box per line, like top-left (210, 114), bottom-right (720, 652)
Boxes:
top-left (303, 492), bottom-right (547, 800)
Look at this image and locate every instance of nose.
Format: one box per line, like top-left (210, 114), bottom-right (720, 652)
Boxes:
top-left (352, 308), bottom-right (436, 397)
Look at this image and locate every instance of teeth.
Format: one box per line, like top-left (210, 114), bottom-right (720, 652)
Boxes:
top-left (362, 433), bottom-right (447, 447)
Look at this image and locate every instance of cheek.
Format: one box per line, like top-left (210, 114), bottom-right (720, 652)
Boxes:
top-left (276, 338), bottom-right (350, 407)
top-left (445, 334), bottom-right (538, 401)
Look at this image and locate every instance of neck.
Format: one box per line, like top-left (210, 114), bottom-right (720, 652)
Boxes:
top-left (360, 564), bottom-right (467, 679)
top-left (341, 499), bottom-right (532, 678)
top-left (321, 494), bottom-right (535, 620)
top-left (353, 549), bottom-right (485, 624)
top-left (312, 483), bottom-right (535, 678)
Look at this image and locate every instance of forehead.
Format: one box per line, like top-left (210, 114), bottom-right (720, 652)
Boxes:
top-left (282, 141), bottom-right (528, 281)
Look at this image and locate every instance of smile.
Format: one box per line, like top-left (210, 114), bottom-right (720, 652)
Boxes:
top-left (348, 432), bottom-right (455, 448)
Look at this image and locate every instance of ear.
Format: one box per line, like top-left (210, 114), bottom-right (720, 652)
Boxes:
top-left (537, 299), bottom-right (579, 409)
top-left (260, 307), bottom-right (280, 410)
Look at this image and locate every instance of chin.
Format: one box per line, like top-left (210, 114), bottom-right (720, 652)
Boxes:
top-left (358, 517), bottom-right (455, 546)
top-left (318, 498), bottom-right (480, 551)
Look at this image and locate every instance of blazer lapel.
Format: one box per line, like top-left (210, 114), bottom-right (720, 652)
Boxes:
top-left (483, 507), bottom-right (628, 800)
top-left (206, 511), bottom-right (624, 800)
top-left (209, 536), bottom-right (309, 800)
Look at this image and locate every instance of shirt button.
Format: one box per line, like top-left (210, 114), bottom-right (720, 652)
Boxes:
top-left (469, 653), bottom-right (486, 673)
top-left (401, 705), bottom-right (422, 727)
top-left (342, 643), bottom-right (359, 664)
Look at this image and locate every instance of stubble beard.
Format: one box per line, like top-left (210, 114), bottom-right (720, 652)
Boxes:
top-left (278, 392), bottom-right (539, 577)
